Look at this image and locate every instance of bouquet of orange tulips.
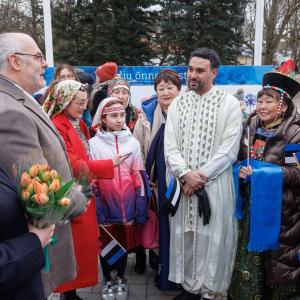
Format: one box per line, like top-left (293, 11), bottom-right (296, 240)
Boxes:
top-left (20, 164), bottom-right (75, 229)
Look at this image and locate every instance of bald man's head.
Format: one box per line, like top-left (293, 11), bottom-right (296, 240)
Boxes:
top-left (0, 32), bottom-right (48, 94)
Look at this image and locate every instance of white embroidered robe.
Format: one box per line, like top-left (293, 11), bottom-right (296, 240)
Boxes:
top-left (164, 87), bottom-right (243, 293)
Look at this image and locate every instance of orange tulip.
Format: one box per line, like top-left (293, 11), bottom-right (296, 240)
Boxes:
top-left (28, 165), bottom-right (39, 177)
top-left (41, 164), bottom-right (50, 172)
top-left (60, 197), bottom-right (71, 207)
top-left (33, 179), bottom-right (43, 194)
top-left (27, 183), bottom-right (34, 194)
top-left (49, 170), bottom-right (58, 180)
top-left (49, 179), bottom-right (60, 192)
top-left (41, 182), bottom-right (49, 194)
top-left (41, 171), bottom-right (51, 182)
top-left (20, 172), bottom-right (31, 188)
top-left (33, 193), bottom-right (49, 205)
top-left (21, 189), bottom-right (31, 201)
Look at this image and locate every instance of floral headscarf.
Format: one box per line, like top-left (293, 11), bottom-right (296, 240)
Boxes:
top-left (43, 80), bottom-right (86, 118)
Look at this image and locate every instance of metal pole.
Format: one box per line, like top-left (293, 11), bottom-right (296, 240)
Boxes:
top-left (254, 0), bottom-right (264, 65)
top-left (43, 0), bottom-right (54, 66)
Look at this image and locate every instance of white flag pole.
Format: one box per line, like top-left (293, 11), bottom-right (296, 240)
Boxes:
top-left (254, 0), bottom-right (264, 65)
top-left (43, 0), bottom-right (54, 66)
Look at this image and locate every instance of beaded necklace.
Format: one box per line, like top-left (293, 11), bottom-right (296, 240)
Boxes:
top-left (250, 121), bottom-right (281, 160)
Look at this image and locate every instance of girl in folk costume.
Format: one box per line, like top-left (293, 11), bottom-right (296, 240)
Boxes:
top-left (229, 72), bottom-right (300, 300)
top-left (43, 80), bottom-right (124, 300)
top-left (106, 78), bottom-right (140, 132)
top-left (89, 97), bottom-right (148, 300)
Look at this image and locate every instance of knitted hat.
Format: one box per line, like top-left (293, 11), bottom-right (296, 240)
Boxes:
top-left (95, 62), bottom-right (118, 82)
top-left (107, 78), bottom-right (130, 96)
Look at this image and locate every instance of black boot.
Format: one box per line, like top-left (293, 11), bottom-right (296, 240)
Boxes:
top-left (134, 246), bottom-right (146, 273)
top-left (149, 249), bottom-right (159, 272)
top-left (172, 290), bottom-right (201, 300)
top-left (60, 290), bottom-right (83, 300)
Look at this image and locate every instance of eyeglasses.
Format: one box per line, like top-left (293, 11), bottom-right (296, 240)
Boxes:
top-left (73, 99), bottom-right (89, 107)
top-left (14, 52), bottom-right (46, 63)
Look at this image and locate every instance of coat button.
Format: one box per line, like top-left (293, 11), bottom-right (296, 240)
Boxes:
top-left (242, 270), bottom-right (251, 281)
top-left (253, 255), bottom-right (262, 266)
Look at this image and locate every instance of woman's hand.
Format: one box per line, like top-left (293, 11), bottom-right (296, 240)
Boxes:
top-left (112, 153), bottom-right (131, 167)
top-left (239, 166), bottom-right (252, 179)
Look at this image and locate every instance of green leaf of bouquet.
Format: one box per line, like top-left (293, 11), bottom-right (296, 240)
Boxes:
top-left (57, 206), bottom-right (68, 215)
top-left (35, 176), bottom-right (42, 183)
top-left (25, 206), bottom-right (48, 218)
top-left (54, 180), bottom-right (75, 201)
top-left (49, 190), bottom-right (55, 202)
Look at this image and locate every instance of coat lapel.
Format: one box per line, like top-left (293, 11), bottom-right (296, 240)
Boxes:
top-left (0, 75), bottom-right (63, 144)
top-left (150, 104), bottom-right (163, 143)
top-left (24, 96), bottom-right (68, 151)
top-left (56, 114), bottom-right (88, 159)
top-left (68, 123), bottom-right (88, 159)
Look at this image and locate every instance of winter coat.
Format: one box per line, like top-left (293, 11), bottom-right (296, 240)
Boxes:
top-left (51, 113), bottom-right (114, 291)
top-left (133, 96), bottom-right (163, 161)
top-left (239, 107), bottom-right (300, 285)
top-left (89, 128), bottom-right (147, 224)
top-left (91, 85), bottom-right (108, 118)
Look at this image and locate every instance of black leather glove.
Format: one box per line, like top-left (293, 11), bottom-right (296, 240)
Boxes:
top-left (195, 188), bottom-right (211, 226)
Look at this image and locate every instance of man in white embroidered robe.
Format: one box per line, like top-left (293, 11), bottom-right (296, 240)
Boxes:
top-left (165, 48), bottom-right (243, 300)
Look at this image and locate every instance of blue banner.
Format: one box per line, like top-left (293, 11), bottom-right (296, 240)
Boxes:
top-left (44, 65), bottom-right (273, 86)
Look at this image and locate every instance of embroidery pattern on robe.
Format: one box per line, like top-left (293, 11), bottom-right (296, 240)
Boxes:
top-left (176, 89), bottom-right (227, 280)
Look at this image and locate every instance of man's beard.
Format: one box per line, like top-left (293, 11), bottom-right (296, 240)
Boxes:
top-left (188, 80), bottom-right (203, 92)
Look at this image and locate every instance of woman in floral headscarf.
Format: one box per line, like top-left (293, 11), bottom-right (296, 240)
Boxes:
top-left (43, 80), bottom-right (125, 300)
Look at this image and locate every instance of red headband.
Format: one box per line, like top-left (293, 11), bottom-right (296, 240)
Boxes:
top-left (102, 105), bottom-right (125, 115)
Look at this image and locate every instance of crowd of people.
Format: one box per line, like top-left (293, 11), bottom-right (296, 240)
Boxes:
top-left (0, 32), bottom-right (299, 300)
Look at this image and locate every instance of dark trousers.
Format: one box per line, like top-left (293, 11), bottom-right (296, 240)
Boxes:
top-left (100, 254), bottom-right (128, 281)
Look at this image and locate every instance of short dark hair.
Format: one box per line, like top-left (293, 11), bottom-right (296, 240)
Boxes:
top-left (154, 69), bottom-right (181, 92)
top-left (189, 48), bottom-right (221, 69)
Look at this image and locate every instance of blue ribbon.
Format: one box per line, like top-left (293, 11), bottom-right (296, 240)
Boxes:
top-left (233, 159), bottom-right (283, 252)
top-left (43, 235), bottom-right (58, 273)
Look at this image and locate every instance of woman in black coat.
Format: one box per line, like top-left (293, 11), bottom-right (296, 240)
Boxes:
top-left (0, 167), bottom-right (54, 300)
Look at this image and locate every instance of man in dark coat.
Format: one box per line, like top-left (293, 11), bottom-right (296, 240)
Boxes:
top-left (0, 167), bottom-right (54, 300)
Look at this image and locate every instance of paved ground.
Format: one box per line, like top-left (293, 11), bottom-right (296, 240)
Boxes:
top-left (49, 253), bottom-right (227, 300)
